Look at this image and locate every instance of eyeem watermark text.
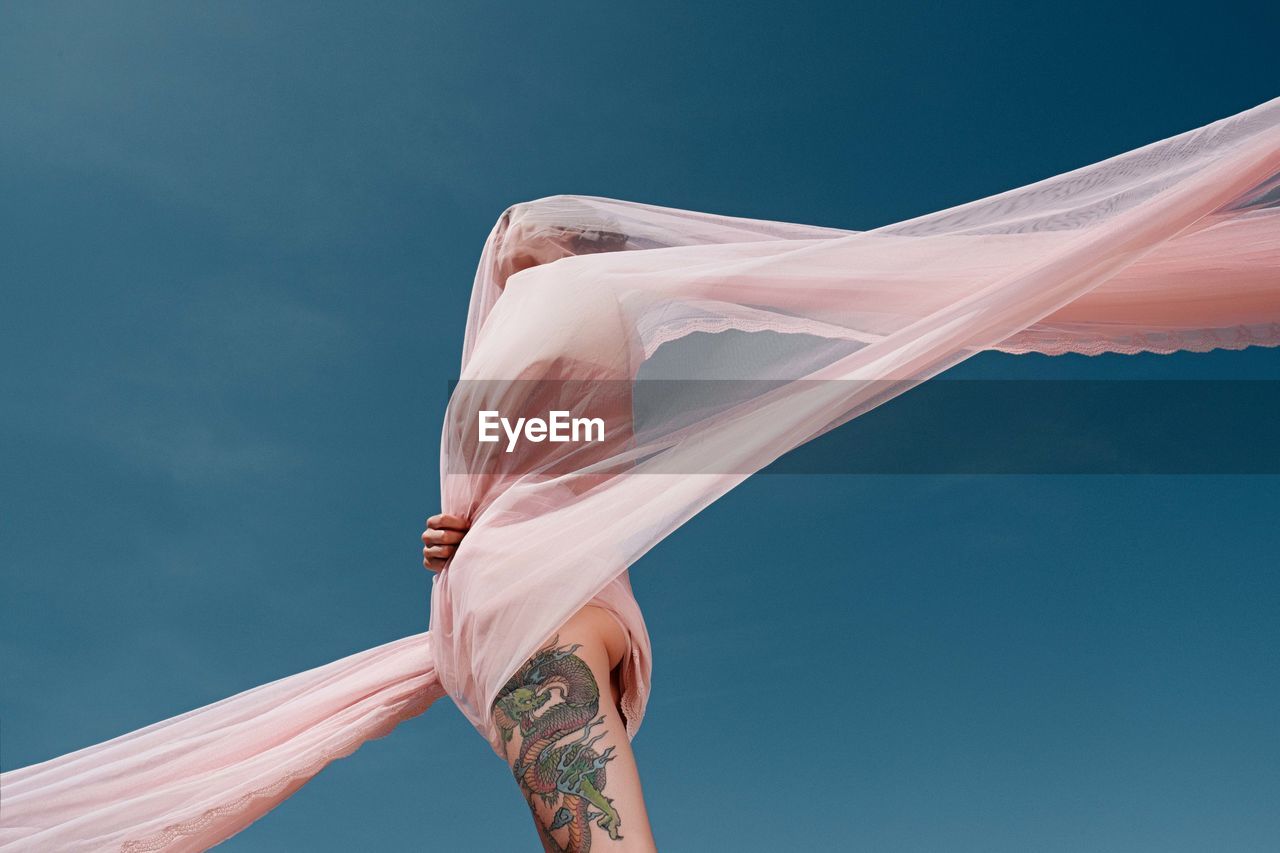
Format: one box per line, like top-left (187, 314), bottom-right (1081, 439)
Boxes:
top-left (446, 379), bottom-right (1280, 473)
top-left (478, 410), bottom-right (606, 453)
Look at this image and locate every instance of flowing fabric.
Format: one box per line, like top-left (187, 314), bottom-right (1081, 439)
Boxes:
top-left (2, 97), bottom-right (1277, 851)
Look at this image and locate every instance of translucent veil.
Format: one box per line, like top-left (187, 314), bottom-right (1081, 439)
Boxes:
top-left (3, 97), bottom-right (1277, 851)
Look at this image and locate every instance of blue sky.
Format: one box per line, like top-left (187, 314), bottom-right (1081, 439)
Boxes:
top-left (2, 2), bottom-right (1277, 850)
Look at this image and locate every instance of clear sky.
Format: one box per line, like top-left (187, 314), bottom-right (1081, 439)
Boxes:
top-left (2, 2), bottom-right (1277, 850)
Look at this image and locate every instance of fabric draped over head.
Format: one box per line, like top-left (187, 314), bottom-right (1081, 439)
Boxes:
top-left (433, 96), bottom-right (1280, 752)
top-left (2, 97), bottom-right (1278, 852)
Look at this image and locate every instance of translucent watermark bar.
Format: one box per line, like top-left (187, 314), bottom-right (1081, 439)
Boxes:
top-left (442, 380), bottom-right (1280, 474)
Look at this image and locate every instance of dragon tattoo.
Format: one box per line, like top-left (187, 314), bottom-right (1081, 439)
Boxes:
top-left (493, 637), bottom-right (623, 851)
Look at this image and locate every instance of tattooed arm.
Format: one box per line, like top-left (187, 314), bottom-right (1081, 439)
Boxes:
top-left (494, 606), bottom-right (657, 852)
top-left (422, 521), bottom-right (657, 850)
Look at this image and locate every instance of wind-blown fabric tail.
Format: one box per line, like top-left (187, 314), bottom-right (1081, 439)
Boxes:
top-left (0, 632), bottom-right (444, 852)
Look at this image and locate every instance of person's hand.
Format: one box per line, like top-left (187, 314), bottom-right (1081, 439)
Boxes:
top-left (422, 513), bottom-right (469, 572)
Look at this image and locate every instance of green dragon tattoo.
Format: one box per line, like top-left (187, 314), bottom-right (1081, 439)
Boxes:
top-left (493, 637), bottom-right (623, 851)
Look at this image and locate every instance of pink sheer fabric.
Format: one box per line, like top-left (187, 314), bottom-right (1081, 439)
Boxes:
top-left (0, 635), bottom-right (444, 852)
top-left (2, 97), bottom-right (1277, 851)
